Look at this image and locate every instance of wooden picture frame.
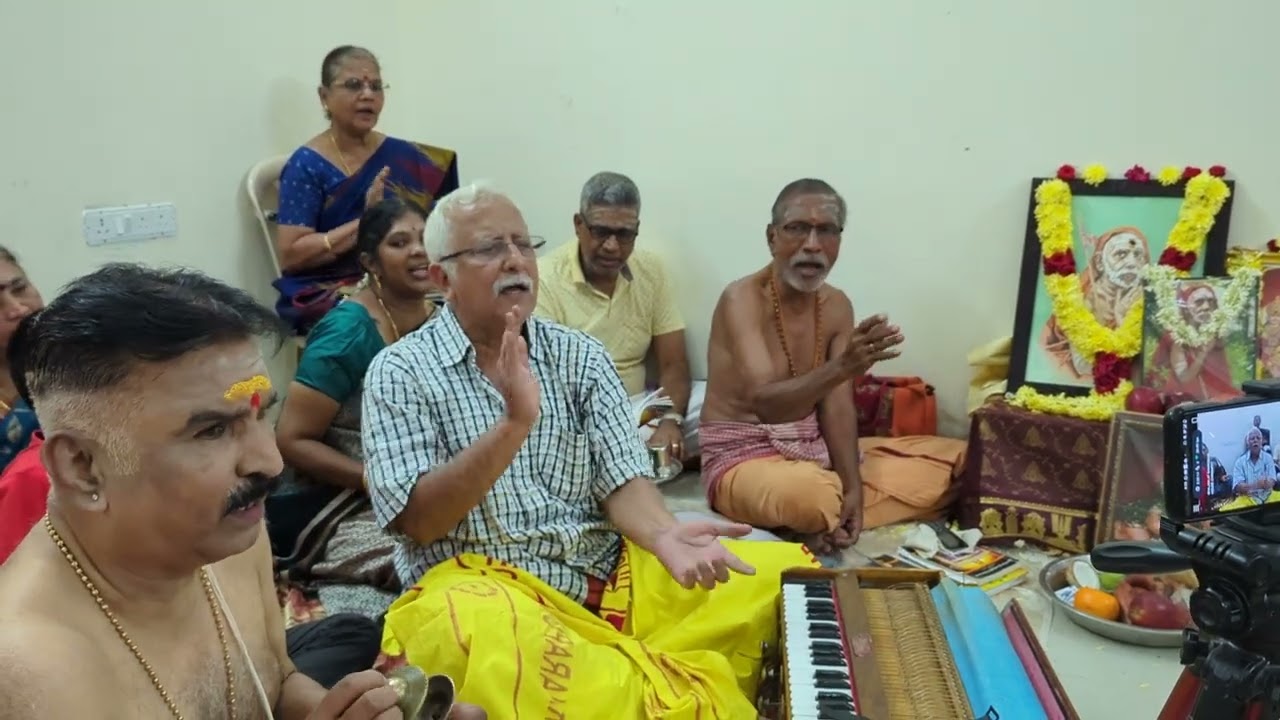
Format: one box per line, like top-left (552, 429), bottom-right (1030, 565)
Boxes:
top-left (1008, 178), bottom-right (1234, 397)
top-left (1096, 410), bottom-right (1165, 546)
top-left (1229, 248), bottom-right (1280, 380)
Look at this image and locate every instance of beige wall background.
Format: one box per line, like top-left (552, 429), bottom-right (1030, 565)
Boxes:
top-left (3, 0), bottom-right (1275, 435)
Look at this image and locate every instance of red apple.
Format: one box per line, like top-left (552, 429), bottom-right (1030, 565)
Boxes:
top-left (1125, 386), bottom-right (1166, 415)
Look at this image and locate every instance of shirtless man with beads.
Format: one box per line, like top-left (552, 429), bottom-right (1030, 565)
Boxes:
top-left (699, 179), bottom-right (935, 556)
top-left (0, 264), bottom-right (483, 719)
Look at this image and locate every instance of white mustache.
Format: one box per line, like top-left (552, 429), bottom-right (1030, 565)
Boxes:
top-left (493, 274), bottom-right (533, 296)
top-left (790, 254), bottom-right (828, 270)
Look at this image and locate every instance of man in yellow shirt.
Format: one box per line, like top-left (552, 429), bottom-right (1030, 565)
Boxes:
top-left (536, 172), bottom-right (702, 461)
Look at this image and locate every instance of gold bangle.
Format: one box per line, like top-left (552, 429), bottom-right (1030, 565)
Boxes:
top-left (322, 234), bottom-right (334, 253)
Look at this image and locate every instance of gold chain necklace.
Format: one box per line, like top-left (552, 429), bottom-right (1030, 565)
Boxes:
top-left (373, 290), bottom-right (436, 343)
top-left (768, 273), bottom-right (823, 378)
top-left (328, 130), bottom-right (354, 175)
top-left (374, 291), bottom-right (402, 341)
top-left (43, 516), bottom-right (237, 719)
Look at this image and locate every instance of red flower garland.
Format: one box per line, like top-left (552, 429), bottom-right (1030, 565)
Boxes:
top-left (1124, 165), bottom-right (1151, 182)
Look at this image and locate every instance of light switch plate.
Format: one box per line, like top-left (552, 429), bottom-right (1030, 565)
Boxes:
top-left (83, 203), bottom-right (178, 246)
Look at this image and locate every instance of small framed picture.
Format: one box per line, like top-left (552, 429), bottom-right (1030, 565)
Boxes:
top-left (1140, 274), bottom-right (1258, 402)
top-left (1097, 411), bottom-right (1166, 545)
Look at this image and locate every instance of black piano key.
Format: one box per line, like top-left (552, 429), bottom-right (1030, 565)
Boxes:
top-left (811, 654), bottom-right (845, 667)
top-left (818, 707), bottom-right (864, 720)
top-left (817, 691), bottom-right (855, 704)
top-left (811, 640), bottom-right (844, 652)
top-left (816, 677), bottom-right (850, 690)
top-left (815, 669), bottom-right (849, 681)
top-left (809, 626), bottom-right (842, 639)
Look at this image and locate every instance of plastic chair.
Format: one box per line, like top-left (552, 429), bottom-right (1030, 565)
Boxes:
top-left (245, 155), bottom-right (289, 278)
top-left (245, 155), bottom-right (306, 354)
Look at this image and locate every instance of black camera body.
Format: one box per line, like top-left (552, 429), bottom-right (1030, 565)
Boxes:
top-left (1093, 379), bottom-right (1280, 716)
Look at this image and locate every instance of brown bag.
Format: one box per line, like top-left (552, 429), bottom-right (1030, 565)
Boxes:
top-left (854, 375), bottom-right (938, 437)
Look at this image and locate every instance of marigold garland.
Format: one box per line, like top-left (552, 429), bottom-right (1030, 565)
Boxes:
top-left (1009, 166), bottom-right (1231, 420)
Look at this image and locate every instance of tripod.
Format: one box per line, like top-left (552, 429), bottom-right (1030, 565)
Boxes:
top-left (1093, 515), bottom-right (1280, 719)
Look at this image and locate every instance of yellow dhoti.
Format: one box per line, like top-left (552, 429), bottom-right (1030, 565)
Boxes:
top-left (1219, 491), bottom-right (1280, 511)
top-left (381, 539), bottom-right (818, 719)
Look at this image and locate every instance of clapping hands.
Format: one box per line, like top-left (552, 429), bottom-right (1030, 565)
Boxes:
top-left (494, 305), bottom-right (540, 427)
top-left (840, 315), bottom-right (903, 377)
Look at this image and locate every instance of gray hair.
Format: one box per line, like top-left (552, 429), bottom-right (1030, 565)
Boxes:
top-left (424, 180), bottom-right (506, 276)
top-left (579, 172), bottom-right (641, 215)
top-left (771, 178), bottom-right (847, 227)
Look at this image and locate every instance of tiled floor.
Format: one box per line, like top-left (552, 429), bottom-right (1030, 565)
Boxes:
top-left (660, 473), bottom-right (1181, 718)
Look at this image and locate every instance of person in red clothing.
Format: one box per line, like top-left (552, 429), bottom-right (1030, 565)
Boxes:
top-left (0, 431), bottom-right (45, 563)
top-left (0, 311), bottom-right (44, 564)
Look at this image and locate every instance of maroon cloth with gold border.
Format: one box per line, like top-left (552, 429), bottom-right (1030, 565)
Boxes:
top-left (958, 401), bottom-right (1106, 553)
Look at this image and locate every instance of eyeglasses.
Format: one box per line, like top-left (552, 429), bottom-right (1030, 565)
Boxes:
top-left (778, 221), bottom-right (842, 242)
top-left (438, 236), bottom-right (546, 264)
top-left (587, 224), bottom-right (638, 246)
top-left (333, 78), bottom-right (388, 93)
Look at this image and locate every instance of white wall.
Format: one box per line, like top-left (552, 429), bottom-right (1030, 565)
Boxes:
top-left (4, 0), bottom-right (1278, 434)
top-left (1198, 404), bottom-right (1280, 470)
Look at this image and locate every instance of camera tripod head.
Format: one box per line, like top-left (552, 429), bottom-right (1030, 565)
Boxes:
top-left (1092, 513), bottom-right (1280, 717)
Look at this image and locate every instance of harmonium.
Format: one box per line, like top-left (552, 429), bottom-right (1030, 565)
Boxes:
top-left (756, 567), bottom-right (1080, 720)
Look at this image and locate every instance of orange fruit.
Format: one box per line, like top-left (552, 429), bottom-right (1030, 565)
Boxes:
top-left (1073, 587), bottom-right (1121, 622)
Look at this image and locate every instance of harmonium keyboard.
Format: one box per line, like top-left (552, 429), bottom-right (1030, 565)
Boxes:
top-left (756, 567), bottom-right (1080, 720)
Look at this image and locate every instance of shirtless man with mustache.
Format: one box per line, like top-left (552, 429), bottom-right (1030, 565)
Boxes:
top-left (0, 264), bottom-right (484, 719)
top-left (700, 179), bottom-right (956, 554)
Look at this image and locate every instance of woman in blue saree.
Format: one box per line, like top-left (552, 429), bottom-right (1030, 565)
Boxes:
top-left (273, 45), bottom-right (459, 334)
top-left (0, 246), bottom-right (44, 472)
top-left (272, 198), bottom-right (439, 619)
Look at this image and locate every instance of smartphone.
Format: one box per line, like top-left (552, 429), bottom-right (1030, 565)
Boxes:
top-left (927, 520), bottom-right (968, 551)
top-left (1164, 395), bottom-right (1280, 522)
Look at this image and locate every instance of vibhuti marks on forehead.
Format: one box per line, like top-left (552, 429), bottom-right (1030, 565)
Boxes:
top-left (224, 374), bottom-right (272, 409)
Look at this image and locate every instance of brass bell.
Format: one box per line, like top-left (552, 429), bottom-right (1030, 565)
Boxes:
top-left (388, 665), bottom-right (457, 719)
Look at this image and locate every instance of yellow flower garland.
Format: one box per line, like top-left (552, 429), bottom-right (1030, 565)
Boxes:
top-left (1009, 172), bottom-right (1231, 421)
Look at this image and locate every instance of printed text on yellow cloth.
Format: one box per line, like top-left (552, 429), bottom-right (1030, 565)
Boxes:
top-left (381, 539), bottom-right (818, 719)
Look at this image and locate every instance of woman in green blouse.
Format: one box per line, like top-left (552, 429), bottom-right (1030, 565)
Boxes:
top-left (274, 197), bottom-right (438, 618)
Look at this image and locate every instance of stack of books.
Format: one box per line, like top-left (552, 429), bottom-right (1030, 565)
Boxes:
top-left (872, 545), bottom-right (1028, 596)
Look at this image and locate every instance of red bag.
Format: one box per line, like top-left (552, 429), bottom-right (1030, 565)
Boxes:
top-left (854, 375), bottom-right (937, 438)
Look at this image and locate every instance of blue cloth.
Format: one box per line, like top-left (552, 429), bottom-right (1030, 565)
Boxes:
top-left (931, 580), bottom-right (1046, 720)
top-left (0, 399), bottom-right (39, 473)
top-left (273, 137), bottom-right (459, 334)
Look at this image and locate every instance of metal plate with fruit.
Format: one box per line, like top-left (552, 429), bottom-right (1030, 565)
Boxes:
top-left (1038, 553), bottom-right (1194, 647)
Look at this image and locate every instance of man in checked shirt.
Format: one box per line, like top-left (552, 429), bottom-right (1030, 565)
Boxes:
top-left (362, 182), bottom-right (817, 717)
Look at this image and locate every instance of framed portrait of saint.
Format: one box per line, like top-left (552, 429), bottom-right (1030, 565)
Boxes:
top-left (1008, 178), bottom-right (1233, 397)
top-left (1140, 275), bottom-right (1258, 402)
top-left (1253, 259), bottom-right (1280, 380)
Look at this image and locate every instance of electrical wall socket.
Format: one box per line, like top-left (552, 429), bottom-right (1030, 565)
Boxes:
top-left (82, 203), bottom-right (178, 246)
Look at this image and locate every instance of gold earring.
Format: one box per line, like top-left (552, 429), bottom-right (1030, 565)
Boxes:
top-left (373, 274), bottom-right (384, 289)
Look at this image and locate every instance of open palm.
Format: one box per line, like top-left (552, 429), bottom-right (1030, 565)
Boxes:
top-left (651, 520), bottom-right (757, 590)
